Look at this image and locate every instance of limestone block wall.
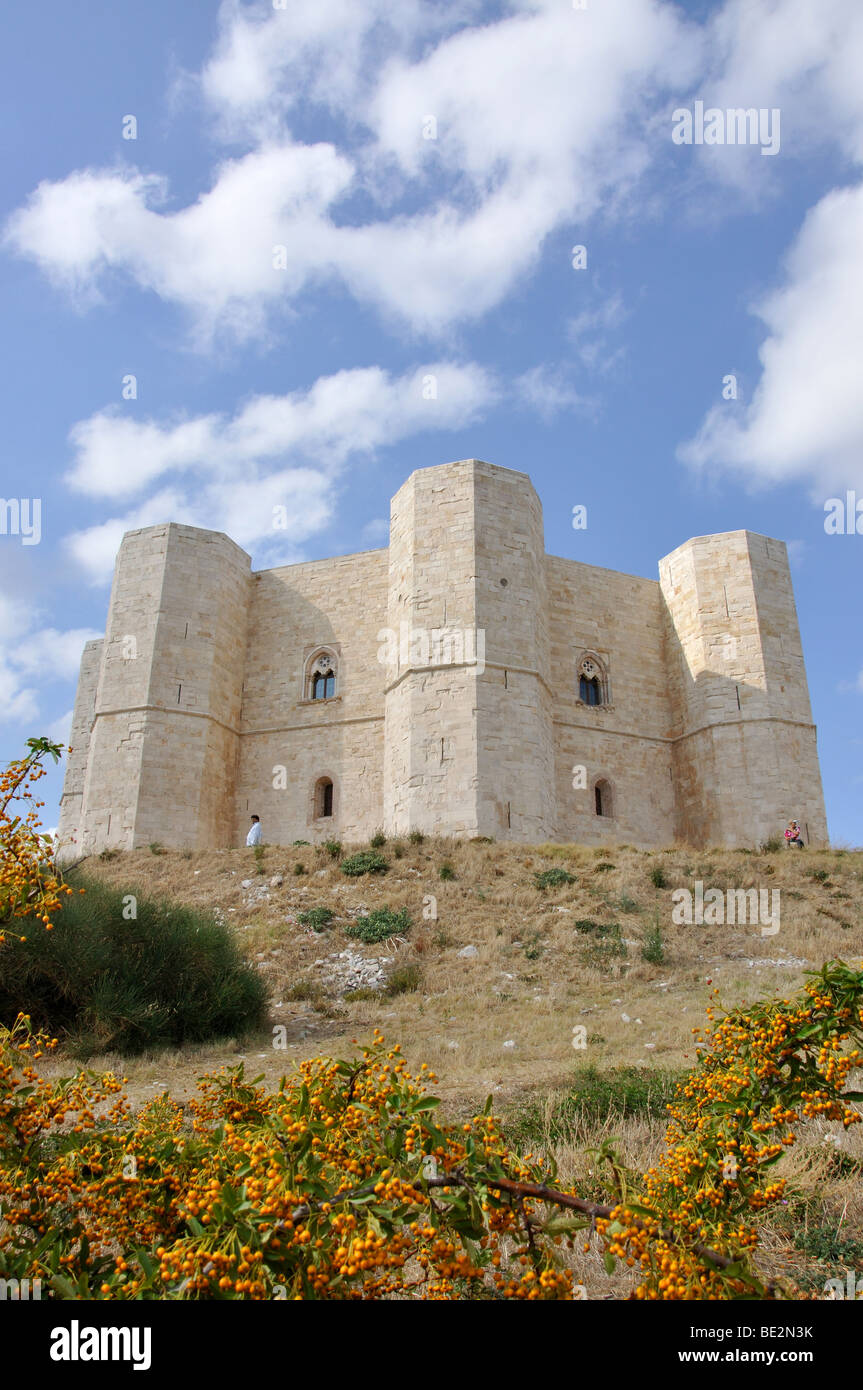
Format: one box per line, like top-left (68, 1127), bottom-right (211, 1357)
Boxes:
top-left (55, 638), bottom-right (103, 862)
top-left (659, 530), bottom-right (828, 847)
top-left (382, 462), bottom-right (482, 836)
top-left (56, 460), bottom-right (829, 856)
top-left (235, 549), bottom-right (389, 844)
top-left (474, 464), bottom-right (555, 841)
top-left (546, 557), bottom-right (676, 846)
top-left (64, 523), bottom-right (252, 857)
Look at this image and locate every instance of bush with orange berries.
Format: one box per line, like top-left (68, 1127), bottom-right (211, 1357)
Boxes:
top-left (598, 959), bottom-right (863, 1298)
top-left (0, 960), bottom-right (861, 1300)
top-left (0, 737), bottom-right (71, 939)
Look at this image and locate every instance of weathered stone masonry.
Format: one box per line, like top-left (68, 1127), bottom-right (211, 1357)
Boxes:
top-left (57, 459), bottom-right (828, 858)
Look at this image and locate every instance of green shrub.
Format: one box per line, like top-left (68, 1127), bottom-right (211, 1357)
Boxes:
top-left (370, 830), bottom-right (387, 848)
top-left (594, 861), bottom-right (615, 873)
top-left (393, 842), bottom-right (405, 859)
top-left (0, 875), bottom-right (267, 1057)
top-left (323, 839), bottom-right (342, 860)
top-left (439, 862), bottom-right (456, 881)
top-left (649, 865), bottom-right (667, 889)
top-left (760, 838), bottom-right (782, 854)
top-left (574, 918), bottom-right (615, 936)
top-left (297, 907), bottom-right (334, 932)
top-left (254, 844), bottom-right (265, 862)
top-left (641, 921), bottom-right (665, 964)
top-left (408, 830), bottom-right (424, 845)
top-left (618, 894), bottom-right (640, 914)
top-left (386, 963), bottom-right (422, 996)
top-left (793, 1227), bottom-right (863, 1266)
top-left (533, 867), bottom-right (575, 891)
top-left (339, 851), bottom-right (389, 877)
top-left (504, 1065), bottom-right (683, 1149)
top-left (293, 863), bottom-right (306, 876)
top-left (286, 979), bottom-right (325, 1005)
top-left (582, 936), bottom-right (628, 970)
top-left (345, 907), bottom-right (411, 943)
top-left (292, 840), bottom-right (310, 847)
top-left (148, 842), bottom-right (166, 856)
top-left (808, 868), bottom-right (830, 883)
top-left (99, 848), bottom-right (119, 862)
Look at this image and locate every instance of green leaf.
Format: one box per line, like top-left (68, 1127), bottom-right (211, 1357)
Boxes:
top-left (538, 1216), bottom-right (590, 1236)
top-left (603, 1251), bottom-right (616, 1275)
top-left (50, 1272), bottom-right (80, 1300)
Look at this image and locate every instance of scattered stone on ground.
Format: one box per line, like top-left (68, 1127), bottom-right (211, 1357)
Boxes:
top-left (310, 949), bottom-right (394, 995)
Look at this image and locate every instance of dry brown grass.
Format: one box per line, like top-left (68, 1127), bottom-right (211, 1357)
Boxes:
top-left (53, 836), bottom-right (862, 1106)
top-left (29, 834), bottom-right (863, 1297)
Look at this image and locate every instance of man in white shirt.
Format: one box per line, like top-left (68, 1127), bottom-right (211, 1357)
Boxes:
top-left (246, 815), bottom-right (262, 846)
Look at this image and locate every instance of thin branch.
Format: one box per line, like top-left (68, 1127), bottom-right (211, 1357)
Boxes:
top-left (276, 1165), bottom-right (770, 1291)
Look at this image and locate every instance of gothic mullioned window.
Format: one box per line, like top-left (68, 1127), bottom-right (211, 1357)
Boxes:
top-left (577, 653), bottom-right (609, 707)
top-left (306, 650), bottom-right (337, 700)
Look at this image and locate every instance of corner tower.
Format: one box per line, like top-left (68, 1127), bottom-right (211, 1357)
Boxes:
top-left (57, 523), bottom-right (252, 859)
top-left (659, 530), bottom-right (827, 847)
top-left (382, 459), bottom-right (553, 839)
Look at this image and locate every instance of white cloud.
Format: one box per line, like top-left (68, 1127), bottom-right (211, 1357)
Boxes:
top-left (0, 594), bottom-right (101, 729)
top-left (566, 292), bottom-right (629, 373)
top-left (6, 0), bottom-right (863, 343)
top-left (12, 627), bottom-right (104, 681)
top-left (46, 710), bottom-right (73, 745)
top-left (5, 144), bottom-right (354, 345)
top-left (67, 362), bottom-right (495, 500)
top-left (4, 0), bottom-right (702, 339)
top-left (515, 366), bottom-right (589, 422)
top-left (703, 0), bottom-right (863, 169)
top-left (199, 0), bottom-right (451, 139)
top-left (63, 361), bottom-right (497, 583)
top-left (679, 181), bottom-right (863, 495)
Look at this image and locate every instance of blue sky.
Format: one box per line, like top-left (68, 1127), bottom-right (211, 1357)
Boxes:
top-left (1, 0), bottom-right (861, 844)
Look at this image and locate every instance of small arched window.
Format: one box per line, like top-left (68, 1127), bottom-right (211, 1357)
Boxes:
top-left (306, 649), bottom-right (338, 701)
top-left (314, 777), bottom-right (334, 819)
top-left (594, 778), bottom-right (613, 818)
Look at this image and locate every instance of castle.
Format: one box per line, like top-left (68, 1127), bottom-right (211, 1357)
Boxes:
top-left (57, 459), bottom-right (828, 860)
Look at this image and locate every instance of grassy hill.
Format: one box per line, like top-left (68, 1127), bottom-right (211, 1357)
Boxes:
top-left (69, 835), bottom-right (862, 1102)
top-left (43, 835), bottom-right (863, 1297)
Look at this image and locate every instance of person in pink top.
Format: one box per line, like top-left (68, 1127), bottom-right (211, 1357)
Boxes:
top-left (784, 820), bottom-right (804, 848)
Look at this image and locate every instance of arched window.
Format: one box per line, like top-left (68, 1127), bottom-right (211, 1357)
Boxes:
top-left (577, 653), bottom-right (609, 707)
top-left (305, 649), bottom-right (338, 701)
top-left (594, 778), bottom-right (613, 818)
top-left (314, 777), bottom-right (334, 819)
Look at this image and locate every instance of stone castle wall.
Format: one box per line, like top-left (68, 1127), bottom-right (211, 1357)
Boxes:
top-left (56, 459), bottom-right (829, 858)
